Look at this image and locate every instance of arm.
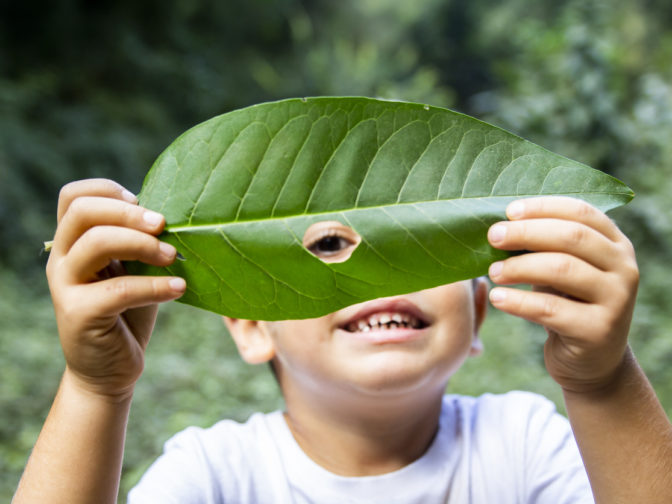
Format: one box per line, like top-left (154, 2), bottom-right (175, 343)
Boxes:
top-left (13, 179), bottom-right (186, 504)
top-left (562, 348), bottom-right (672, 502)
top-left (487, 196), bottom-right (672, 503)
top-left (13, 372), bottom-right (133, 502)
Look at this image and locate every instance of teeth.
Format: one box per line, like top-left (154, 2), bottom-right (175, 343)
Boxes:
top-left (345, 311), bottom-right (425, 333)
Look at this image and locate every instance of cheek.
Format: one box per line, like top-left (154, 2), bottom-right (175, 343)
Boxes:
top-left (268, 319), bottom-right (333, 367)
top-left (425, 283), bottom-right (476, 325)
top-left (423, 284), bottom-right (477, 352)
top-left (268, 319), bottom-right (352, 392)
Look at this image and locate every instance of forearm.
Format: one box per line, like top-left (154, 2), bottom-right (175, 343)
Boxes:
top-left (13, 370), bottom-right (132, 504)
top-left (563, 347), bottom-right (672, 504)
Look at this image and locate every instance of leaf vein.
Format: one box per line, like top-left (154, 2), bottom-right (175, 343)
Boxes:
top-left (270, 118), bottom-right (316, 217)
top-left (188, 123), bottom-right (257, 224)
top-left (354, 119), bottom-right (428, 207)
top-left (303, 114), bottom-right (369, 211)
top-left (381, 207), bottom-right (458, 270)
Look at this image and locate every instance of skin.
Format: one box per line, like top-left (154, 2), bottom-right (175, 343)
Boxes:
top-left (13, 180), bottom-right (672, 503)
top-left (487, 198), bottom-right (672, 502)
top-left (14, 180), bottom-right (186, 504)
top-left (225, 281), bottom-right (487, 476)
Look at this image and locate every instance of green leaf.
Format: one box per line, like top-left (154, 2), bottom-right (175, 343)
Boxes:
top-left (130, 97), bottom-right (633, 320)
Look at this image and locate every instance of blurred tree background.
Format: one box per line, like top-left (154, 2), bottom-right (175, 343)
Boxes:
top-left (2, 0), bottom-right (672, 500)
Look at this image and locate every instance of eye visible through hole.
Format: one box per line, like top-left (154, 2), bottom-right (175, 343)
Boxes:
top-left (309, 235), bottom-right (350, 255)
top-left (303, 221), bottom-right (361, 263)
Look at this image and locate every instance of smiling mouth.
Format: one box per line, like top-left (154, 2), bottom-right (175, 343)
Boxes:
top-left (343, 311), bottom-right (429, 333)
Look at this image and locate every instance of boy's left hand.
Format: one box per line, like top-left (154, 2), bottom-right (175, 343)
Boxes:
top-left (486, 196), bottom-right (639, 394)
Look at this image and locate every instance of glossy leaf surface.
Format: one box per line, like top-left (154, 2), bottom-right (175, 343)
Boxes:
top-left (131, 97), bottom-right (633, 320)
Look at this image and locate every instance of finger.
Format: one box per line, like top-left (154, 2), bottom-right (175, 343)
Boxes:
top-left (504, 197), bottom-right (623, 242)
top-left (77, 275), bottom-right (186, 317)
top-left (488, 218), bottom-right (619, 271)
top-left (488, 252), bottom-right (607, 302)
top-left (65, 226), bottom-right (176, 282)
top-left (61, 259), bottom-right (162, 349)
top-left (489, 286), bottom-right (603, 340)
top-left (53, 196), bottom-right (165, 255)
top-left (57, 179), bottom-right (137, 223)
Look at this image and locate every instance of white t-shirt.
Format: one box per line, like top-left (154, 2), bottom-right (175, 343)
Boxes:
top-left (127, 391), bottom-right (593, 503)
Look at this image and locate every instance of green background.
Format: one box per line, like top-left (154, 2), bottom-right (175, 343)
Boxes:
top-left (2, 1), bottom-right (672, 501)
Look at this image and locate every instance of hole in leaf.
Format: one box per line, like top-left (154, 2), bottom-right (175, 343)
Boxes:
top-left (302, 221), bottom-right (361, 263)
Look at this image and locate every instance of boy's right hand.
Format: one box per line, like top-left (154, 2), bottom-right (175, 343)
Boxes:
top-left (46, 179), bottom-right (186, 400)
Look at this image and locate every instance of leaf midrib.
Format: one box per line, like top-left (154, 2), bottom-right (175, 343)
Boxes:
top-left (164, 190), bottom-right (630, 233)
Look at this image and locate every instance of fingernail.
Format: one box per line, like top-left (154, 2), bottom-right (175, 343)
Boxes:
top-left (159, 241), bottom-right (176, 258)
top-left (507, 201), bottom-right (525, 219)
top-left (169, 277), bottom-right (186, 292)
top-left (122, 190), bottom-right (138, 203)
top-left (489, 288), bottom-right (507, 303)
top-left (144, 210), bottom-right (164, 227)
top-left (488, 224), bottom-right (507, 244)
top-left (489, 261), bottom-right (503, 278)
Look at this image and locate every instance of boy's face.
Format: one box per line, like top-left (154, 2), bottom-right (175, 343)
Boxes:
top-left (226, 280), bottom-right (487, 400)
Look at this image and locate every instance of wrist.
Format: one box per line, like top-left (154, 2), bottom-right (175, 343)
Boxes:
top-left (62, 367), bottom-right (136, 405)
top-left (561, 346), bottom-right (635, 400)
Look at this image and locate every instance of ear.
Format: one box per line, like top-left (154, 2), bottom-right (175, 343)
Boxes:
top-left (223, 317), bottom-right (276, 364)
top-left (469, 277), bottom-right (488, 357)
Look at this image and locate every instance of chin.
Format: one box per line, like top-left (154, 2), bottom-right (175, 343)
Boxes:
top-left (345, 353), bottom-right (458, 398)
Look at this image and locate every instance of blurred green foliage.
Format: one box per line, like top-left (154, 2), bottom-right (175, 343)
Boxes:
top-left (2, 0), bottom-right (672, 501)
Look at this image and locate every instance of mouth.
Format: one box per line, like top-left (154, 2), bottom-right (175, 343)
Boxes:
top-left (338, 299), bottom-right (431, 335)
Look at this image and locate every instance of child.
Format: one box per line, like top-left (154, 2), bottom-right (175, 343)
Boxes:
top-left (13, 178), bottom-right (672, 503)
